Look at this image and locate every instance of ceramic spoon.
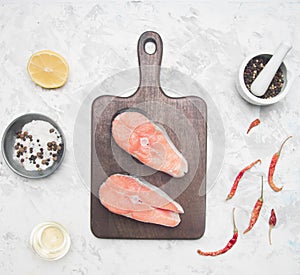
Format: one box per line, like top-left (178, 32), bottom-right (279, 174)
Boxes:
top-left (251, 42), bottom-right (292, 97)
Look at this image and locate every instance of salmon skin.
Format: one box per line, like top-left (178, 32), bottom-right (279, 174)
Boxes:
top-left (112, 111), bottom-right (188, 177)
top-left (99, 174), bottom-right (184, 227)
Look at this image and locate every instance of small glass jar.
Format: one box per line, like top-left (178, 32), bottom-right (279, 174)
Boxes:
top-left (30, 221), bottom-right (71, 261)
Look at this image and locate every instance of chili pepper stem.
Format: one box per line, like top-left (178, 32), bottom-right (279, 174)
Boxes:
top-left (232, 208), bottom-right (237, 232)
top-left (260, 176), bottom-right (264, 201)
top-left (225, 194), bottom-right (232, 201)
top-left (269, 225), bottom-right (273, 245)
top-left (277, 136), bottom-right (292, 156)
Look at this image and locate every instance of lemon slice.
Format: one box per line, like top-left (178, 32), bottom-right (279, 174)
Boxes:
top-left (27, 50), bottom-right (69, 89)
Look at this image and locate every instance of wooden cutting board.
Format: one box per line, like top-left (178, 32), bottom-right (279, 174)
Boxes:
top-left (91, 31), bottom-right (207, 239)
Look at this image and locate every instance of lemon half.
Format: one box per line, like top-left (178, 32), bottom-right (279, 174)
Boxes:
top-left (27, 50), bottom-right (69, 89)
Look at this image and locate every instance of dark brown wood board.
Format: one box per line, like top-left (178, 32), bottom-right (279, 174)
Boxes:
top-left (91, 31), bottom-right (207, 239)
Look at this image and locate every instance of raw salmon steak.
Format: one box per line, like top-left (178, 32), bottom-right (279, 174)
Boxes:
top-left (112, 111), bottom-right (188, 177)
top-left (99, 174), bottom-right (184, 227)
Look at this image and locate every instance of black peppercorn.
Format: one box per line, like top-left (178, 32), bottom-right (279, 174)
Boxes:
top-left (244, 55), bottom-right (284, 99)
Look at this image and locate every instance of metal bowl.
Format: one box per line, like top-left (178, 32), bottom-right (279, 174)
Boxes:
top-left (1, 113), bottom-right (66, 179)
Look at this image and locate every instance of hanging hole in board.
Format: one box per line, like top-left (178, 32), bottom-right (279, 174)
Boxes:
top-left (144, 39), bottom-right (156, 55)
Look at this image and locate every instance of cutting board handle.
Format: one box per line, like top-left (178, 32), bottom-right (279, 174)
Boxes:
top-left (138, 31), bottom-right (163, 88)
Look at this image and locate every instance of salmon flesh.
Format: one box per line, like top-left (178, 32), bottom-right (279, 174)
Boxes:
top-left (99, 174), bottom-right (184, 227)
top-left (112, 111), bottom-right (188, 177)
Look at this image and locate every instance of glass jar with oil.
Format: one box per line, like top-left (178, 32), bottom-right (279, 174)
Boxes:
top-left (30, 221), bottom-right (71, 261)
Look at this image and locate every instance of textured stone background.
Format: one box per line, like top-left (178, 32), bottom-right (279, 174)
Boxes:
top-left (0, 1), bottom-right (299, 274)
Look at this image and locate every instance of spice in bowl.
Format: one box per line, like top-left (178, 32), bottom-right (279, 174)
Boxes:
top-left (13, 120), bottom-right (63, 171)
top-left (243, 55), bottom-right (284, 99)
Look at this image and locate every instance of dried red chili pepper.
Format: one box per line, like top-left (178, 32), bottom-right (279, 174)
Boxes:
top-left (226, 159), bottom-right (261, 201)
top-left (247, 118), bottom-right (261, 134)
top-left (269, 209), bottom-right (277, 245)
top-left (197, 208), bottom-right (238, 256)
top-left (268, 136), bottom-right (292, 192)
top-left (244, 176), bottom-right (264, 234)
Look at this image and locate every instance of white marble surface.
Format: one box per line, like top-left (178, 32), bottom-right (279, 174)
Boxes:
top-left (1, 1), bottom-right (300, 274)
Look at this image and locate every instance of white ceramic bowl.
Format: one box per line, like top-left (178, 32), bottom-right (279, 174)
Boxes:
top-left (236, 52), bottom-right (294, 105)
